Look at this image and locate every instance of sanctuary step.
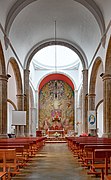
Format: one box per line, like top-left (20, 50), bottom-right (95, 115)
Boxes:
top-left (46, 137), bottom-right (66, 143)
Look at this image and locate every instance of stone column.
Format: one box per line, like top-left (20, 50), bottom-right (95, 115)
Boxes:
top-left (76, 107), bottom-right (82, 136)
top-left (30, 107), bottom-right (37, 137)
top-left (88, 94), bottom-right (96, 110)
top-left (16, 94), bottom-right (24, 137)
top-left (24, 69), bottom-right (30, 136)
top-left (16, 94), bottom-right (24, 110)
top-left (82, 69), bottom-right (88, 133)
top-left (0, 75), bottom-right (8, 137)
top-left (74, 90), bottom-right (78, 132)
top-left (102, 74), bottom-right (111, 137)
top-left (88, 93), bottom-right (96, 135)
top-left (35, 90), bottom-right (38, 129)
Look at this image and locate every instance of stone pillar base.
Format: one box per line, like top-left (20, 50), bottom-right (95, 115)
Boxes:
top-left (102, 133), bottom-right (111, 138)
top-left (0, 134), bottom-right (8, 138)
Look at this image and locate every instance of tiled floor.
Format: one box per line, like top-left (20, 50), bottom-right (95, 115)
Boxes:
top-left (12, 143), bottom-right (99, 180)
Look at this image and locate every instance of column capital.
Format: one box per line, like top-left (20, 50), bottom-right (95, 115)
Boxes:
top-left (74, 89), bottom-right (78, 92)
top-left (88, 93), bottom-right (96, 97)
top-left (82, 69), bottom-right (88, 72)
top-left (77, 107), bottom-right (81, 110)
top-left (16, 94), bottom-right (24, 97)
top-left (24, 69), bottom-right (30, 73)
top-left (82, 69), bottom-right (88, 74)
top-left (30, 107), bottom-right (36, 110)
top-left (0, 74), bottom-right (8, 81)
top-left (102, 74), bottom-right (111, 81)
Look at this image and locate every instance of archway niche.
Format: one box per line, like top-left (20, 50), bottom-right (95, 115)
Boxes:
top-left (88, 57), bottom-right (103, 136)
top-left (7, 99), bottom-right (17, 135)
top-left (24, 41), bottom-right (88, 136)
top-left (0, 41), bottom-right (8, 137)
top-left (7, 58), bottom-right (24, 137)
top-left (95, 100), bottom-right (103, 137)
top-left (38, 73), bottom-right (75, 137)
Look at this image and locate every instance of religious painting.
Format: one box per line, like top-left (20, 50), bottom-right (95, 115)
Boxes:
top-left (39, 80), bottom-right (74, 133)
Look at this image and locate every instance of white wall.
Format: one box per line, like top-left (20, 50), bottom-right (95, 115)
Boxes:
top-left (97, 102), bottom-right (103, 137)
top-left (95, 63), bottom-right (103, 106)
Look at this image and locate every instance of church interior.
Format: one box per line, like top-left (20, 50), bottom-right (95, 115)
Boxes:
top-left (0, 0), bottom-right (111, 179)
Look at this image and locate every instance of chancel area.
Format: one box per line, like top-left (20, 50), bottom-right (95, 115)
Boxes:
top-left (1, 0), bottom-right (111, 179)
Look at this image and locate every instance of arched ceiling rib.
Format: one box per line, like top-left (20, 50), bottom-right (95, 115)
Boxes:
top-left (24, 40), bottom-right (88, 70)
top-left (5, 0), bottom-right (105, 37)
top-left (1, 0), bottom-right (106, 70)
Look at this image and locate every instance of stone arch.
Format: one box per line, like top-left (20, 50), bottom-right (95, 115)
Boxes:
top-left (38, 73), bottom-right (75, 132)
top-left (0, 41), bottom-right (7, 136)
top-left (7, 99), bottom-right (17, 110)
top-left (37, 72), bottom-right (75, 91)
top-left (7, 58), bottom-right (23, 95)
top-left (88, 57), bottom-right (102, 135)
top-left (95, 99), bottom-right (103, 112)
top-left (24, 40), bottom-right (88, 70)
top-left (89, 57), bottom-right (102, 95)
top-left (0, 41), bottom-right (6, 75)
top-left (105, 36), bottom-right (111, 74)
top-left (7, 58), bottom-right (24, 136)
top-left (23, 41), bottom-right (87, 136)
top-left (5, 0), bottom-right (105, 38)
top-left (95, 99), bottom-right (103, 136)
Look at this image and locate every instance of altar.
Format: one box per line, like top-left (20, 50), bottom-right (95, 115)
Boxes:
top-left (47, 129), bottom-right (65, 137)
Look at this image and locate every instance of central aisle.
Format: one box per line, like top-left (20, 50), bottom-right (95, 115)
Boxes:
top-left (12, 143), bottom-right (97, 180)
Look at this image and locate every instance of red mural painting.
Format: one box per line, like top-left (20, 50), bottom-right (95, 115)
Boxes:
top-left (39, 79), bottom-right (74, 134)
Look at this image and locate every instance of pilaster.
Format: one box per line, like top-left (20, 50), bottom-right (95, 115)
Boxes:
top-left (24, 69), bottom-right (30, 136)
top-left (82, 69), bottom-right (88, 133)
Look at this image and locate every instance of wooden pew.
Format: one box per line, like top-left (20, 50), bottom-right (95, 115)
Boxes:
top-left (0, 145), bottom-right (27, 167)
top-left (83, 144), bottom-right (111, 168)
top-left (91, 149), bottom-right (111, 180)
top-left (105, 176), bottom-right (111, 180)
top-left (0, 172), bottom-right (7, 180)
top-left (0, 149), bottom-right (20, 179)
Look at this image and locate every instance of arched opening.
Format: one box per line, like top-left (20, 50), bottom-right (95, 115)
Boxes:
top-left (89, 57), bottom-right (102, 94)
top-left (26, 43), bottom-right (86, 136)
top-left (0, 41), bottom-right (7, 136)
top-left (88, 57), bottom-right (103, 135)
top-left (38, 73), bottom-right (74, 137)
top-left (7, 58), bottom-right (23, 98)
top-left (7, 58), bottom-right (23, 136)
top-left (95, 99), bottom-right (103, 137)
top-left (7, 99), bottom-right (17, 135)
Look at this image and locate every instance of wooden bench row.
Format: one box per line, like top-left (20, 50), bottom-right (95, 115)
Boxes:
top-left (66, 137), bottom-right (111, 180)
top-left (0, 137), bottom-right (47, 179)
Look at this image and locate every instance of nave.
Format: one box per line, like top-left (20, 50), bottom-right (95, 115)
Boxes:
top-left (12, 143), bottom-right (97, 180)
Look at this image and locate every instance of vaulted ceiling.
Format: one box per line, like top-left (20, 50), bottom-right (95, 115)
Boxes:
top-left (0, 0), bottom-right (110, 69)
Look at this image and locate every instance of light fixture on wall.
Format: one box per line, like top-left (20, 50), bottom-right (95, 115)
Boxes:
top-left (100, 73), bottom-right (104, 77)
top-left (7, 74), bottom-right (11, 79)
